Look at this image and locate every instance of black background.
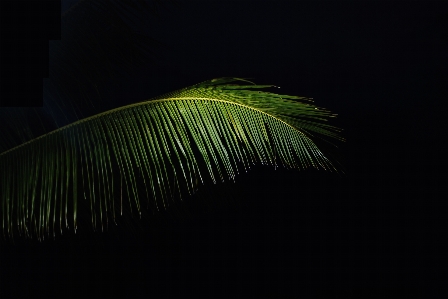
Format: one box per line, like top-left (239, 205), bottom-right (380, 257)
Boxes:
top-left (1, 0), bottom-right (448, 297)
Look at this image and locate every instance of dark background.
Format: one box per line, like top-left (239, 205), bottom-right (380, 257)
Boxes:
top-left (1, 0), bottom-right (448, 297)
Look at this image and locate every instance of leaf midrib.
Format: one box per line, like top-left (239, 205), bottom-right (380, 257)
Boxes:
top-left (0, 97), bottom-right (300, 157)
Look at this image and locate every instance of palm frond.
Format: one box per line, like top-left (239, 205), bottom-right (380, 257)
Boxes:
top-left (0, 78), bottom-right (344, 241)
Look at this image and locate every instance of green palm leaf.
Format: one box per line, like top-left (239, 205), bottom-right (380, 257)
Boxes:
top-left (0, 77), bottom-right (344, 241)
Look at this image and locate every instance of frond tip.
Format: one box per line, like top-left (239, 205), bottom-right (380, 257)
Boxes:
top-left (0, 77), bottom-right (344, 240)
